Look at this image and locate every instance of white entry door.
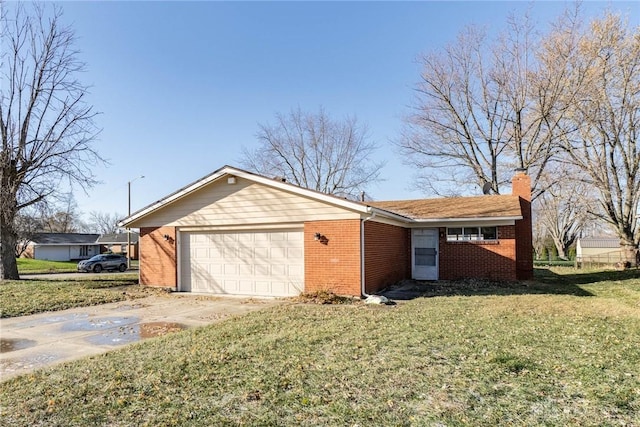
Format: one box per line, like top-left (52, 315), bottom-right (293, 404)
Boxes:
top-left (412, 229), bottom-right (439, 280)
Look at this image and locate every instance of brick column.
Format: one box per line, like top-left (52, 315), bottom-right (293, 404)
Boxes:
top-left (512, 170), bottom-right (533, 280)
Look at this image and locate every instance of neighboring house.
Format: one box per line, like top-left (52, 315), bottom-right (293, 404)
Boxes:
top-left (120, 165), bottom-right (533, 297)
top-left (576, 237), bottom-right (624, 264)
top-left (23, 233), bottom-right (100, 262)
top-left (96, 232), bottom-right (140, 260)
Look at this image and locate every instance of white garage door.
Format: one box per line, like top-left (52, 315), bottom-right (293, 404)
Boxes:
top-left (180, 229), bottom-right (304, 297)
top-left (35, 246), bottom-right (70, 261)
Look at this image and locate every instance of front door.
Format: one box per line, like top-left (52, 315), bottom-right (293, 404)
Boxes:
top-left (412, 229), bottom-right (438, 280)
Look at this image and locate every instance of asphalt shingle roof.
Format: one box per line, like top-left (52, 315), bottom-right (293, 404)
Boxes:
top-left (369, 195), bottom-right (523, 220)
top-left (31, 233), bottom-right (100, 245)
top-left (578, 238), bottom-right (620, 248)
top-left (96, 233), bottom-right (139, 244)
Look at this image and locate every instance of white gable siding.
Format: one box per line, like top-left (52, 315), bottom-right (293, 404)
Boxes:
top-left (130, 178), bottom-right (360, 228)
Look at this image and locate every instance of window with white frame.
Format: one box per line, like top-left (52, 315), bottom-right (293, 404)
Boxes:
top-left (446, 226), bottom-right (497, 241)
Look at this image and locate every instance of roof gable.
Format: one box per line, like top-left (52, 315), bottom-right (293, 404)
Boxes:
top-left (120, 165), bottom-right (371, 227)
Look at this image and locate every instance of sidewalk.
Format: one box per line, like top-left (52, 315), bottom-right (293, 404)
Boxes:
top-left (1, 294), bottom-right (282, 381)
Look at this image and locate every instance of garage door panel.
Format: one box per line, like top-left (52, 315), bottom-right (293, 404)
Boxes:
top-left (238, 280), bottom-right (253, 293)
top-left (181, 229), bottom-right (304, 296)
top-left (289, 265), bottom-right (304, 277)
top-left (239, 264), bottom-right (253, 275)
top-left (223, 279), bottom-right (238, 292)
top-left (271, 264), bottom-right (286, 276)
top-left (254, 248), bottom-right (269, 261)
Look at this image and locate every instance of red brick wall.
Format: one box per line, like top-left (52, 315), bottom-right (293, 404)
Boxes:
top-left (139, 226), bottom-right (177, 288)
top-left (364, 221), bottom-right (411, 293)
top-left (439, 226), bottom-right (518, 281)
top-left (512, 171), bottom-right (533, 280)
top-left (304, 220), bottom-right (362, 296)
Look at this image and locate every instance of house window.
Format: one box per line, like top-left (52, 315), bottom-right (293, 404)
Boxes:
top-left (446, 226), bottom-right (497, 241)
top-left (80, 246), bottom-right (89, 257)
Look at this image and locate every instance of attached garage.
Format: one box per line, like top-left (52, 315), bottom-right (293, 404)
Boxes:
top-left (180, 229), bottom-right (304, 296)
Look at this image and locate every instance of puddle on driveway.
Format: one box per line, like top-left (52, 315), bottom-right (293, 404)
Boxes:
top-left (1, 352), bottom-right (62, 374)
top-left (13, 313), bottom-right (89, 328)
top-left (61, 316), bottom-right (139, 332)
top-left (85, 322), bottom-right (187, 346)
top-left (0, 338), bottom-right (37, 353)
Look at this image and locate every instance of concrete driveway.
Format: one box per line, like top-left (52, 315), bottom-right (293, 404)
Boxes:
top-left (0, 294), bottom-right (283, 381)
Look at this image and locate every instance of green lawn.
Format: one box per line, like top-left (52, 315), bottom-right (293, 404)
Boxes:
top-left (0, 278), bottom-right (160, 318)
top-left (16, 258), bottom-right (79, 274)
top-left (1, 267), bottom-right (640, 426)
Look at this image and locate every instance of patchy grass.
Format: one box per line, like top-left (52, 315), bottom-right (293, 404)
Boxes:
top-left (294, 290), bottom-right (358, 305)
top-left (16, 258), bottom-right (79, 274)
top-left (0, 278), bottom-right (164, 318)
top-left (1, 267), bottom-right (640, 425)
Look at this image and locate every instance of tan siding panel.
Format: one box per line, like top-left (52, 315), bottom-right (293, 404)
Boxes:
top-left (132, 178), bottom-right (360, 227)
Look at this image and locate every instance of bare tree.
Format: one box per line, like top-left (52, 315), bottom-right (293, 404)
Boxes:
top-left (399, 25), bottom-right (509, 196)
top-left (39, 193), bottom-right (84, 233)
top-left (399, 7), bottom-right (579, 198)
top-left (555, 12), bottom-right (640, 263)
top-left (86, 211), bottom-right (122, 234)
top-left (0, 4), bottom-right (102, 279)
top-left (241, 107), bottom-right (383, 199)
top-left (13, 211), bottom-right (42, 257)
top-left (534, 168), bottom-right (592, 259)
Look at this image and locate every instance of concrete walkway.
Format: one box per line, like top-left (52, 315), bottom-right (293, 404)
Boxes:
top-left (0, 294), bottom-right (283, 381)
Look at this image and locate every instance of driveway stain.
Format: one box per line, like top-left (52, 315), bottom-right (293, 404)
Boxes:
top-left (0, 338), bottom-right (37, 353)
top-left (13, 312), bottom-right (89, 328)
top-left (61, 316), bottom-right (139, 332)
top-left (84, 321), bottom-right (187, 346)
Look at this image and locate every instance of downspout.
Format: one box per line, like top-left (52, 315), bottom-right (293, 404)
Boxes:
top-left (360, 210), bottom-right (376, 298)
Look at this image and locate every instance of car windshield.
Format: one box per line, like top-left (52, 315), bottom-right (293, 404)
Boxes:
top-left (88, 255), bottom-right (105, 262)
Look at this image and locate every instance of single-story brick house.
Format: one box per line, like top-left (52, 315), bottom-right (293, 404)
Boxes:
top-left (120, 165), bottom-right (532, 297)
top-left (22, 233), bottom-right (100, 261)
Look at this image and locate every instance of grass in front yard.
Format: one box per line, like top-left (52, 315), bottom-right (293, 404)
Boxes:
top-left (2, 267), bottom-right (640, 425)
top-left (16, 258), bottom-right (79, 274)
top-left (0, 278), bottom-right (162, 318)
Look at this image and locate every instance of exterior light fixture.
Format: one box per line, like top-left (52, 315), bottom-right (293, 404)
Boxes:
top-left (314, 232), bottom-right (322, 241)
top-left (163, 234), bottom-right (170, 241)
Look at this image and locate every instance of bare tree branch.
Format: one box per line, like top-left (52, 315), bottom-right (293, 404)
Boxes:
top-left (1, 3), bottom-right (103, 279)
top-left (241, 107), bottom-right (384, 199)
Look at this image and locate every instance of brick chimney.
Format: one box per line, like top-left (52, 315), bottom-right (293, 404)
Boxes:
top-left (512, 169), bottom-right (533, 280)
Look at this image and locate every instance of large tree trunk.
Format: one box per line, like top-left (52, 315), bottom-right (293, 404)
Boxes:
top-left (620, 234), bottom-right (638, 267)
top-left (0, 216), bottom-right (20, 280)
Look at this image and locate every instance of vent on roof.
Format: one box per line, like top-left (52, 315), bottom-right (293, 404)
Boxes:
top-left (482, 181), bottom-right (492, 195)
top-left (273, 176), bottom-right (286, 182)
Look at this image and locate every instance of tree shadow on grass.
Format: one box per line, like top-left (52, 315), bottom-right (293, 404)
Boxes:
top-left (379, 267), bottom-right (620, 300)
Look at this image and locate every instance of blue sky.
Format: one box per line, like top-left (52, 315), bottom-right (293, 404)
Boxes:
top-left (56, 1), bottom-right (639, 221)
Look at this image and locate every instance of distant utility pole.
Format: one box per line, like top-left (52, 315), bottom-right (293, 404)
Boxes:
top-left (127, 175), bottom-right (144, 269)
